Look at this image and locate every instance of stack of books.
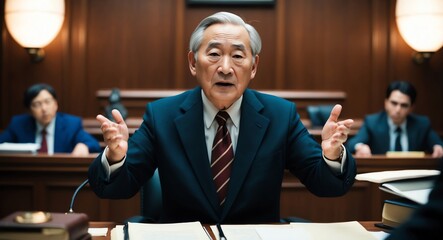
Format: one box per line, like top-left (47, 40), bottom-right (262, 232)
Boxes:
top-left (356, 169), bottom-right (440, 229)
top-left (0, 211), bottom-right (90, 240)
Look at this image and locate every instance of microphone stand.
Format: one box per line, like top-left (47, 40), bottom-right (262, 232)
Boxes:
top-left (68, 179), bottom-right (89, 213)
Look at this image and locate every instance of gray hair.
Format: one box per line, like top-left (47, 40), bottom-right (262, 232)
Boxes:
top-left (189, 12), bottom-right (262, 61)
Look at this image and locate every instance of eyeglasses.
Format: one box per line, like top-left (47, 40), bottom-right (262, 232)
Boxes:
top-left (30, 98), bottom-right (55, 109)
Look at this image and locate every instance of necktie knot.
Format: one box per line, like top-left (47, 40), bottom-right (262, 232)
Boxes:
top-left (395, 127), bottom-right (402, 134)
top-left (215, 111), bottom-right (230, 126)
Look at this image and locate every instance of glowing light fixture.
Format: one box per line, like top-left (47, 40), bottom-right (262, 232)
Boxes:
top-left (396, 0), bottom-right (443, 64)
top-left (5, 0), bottom-right (65, 62)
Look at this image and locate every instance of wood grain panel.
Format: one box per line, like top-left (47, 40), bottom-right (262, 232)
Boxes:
top-left (1, 154), bottom-right (440, 222)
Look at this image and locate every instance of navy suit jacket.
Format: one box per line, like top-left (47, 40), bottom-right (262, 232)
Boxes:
top-left (88, 87), bottom-right (356, 223)
top-left (0, 112), bottom-right (101, 153)
top-left (346, 111), bottom-right (443, 154)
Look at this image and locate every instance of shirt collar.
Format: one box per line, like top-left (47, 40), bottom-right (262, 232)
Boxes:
top-left (387, 117), bottom-right (407, 133)
top-left (36, 116), bottom-right (56, 135)
top-left (202, 89), bottom-right (242, 129)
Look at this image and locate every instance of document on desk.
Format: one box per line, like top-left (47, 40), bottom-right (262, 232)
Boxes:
top-left (211, 221), bottom-right (377, 240)
top-left (110, 221), bottom-right (210, 240)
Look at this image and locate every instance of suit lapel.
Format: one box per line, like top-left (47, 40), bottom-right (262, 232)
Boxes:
top-left (406, 116), bottom-right (417, 150)
top-left (53, 113), bottom-right (65, 152)
top-left (174, 88), bottom-right (221, 215)
top-left (221, 90), bottom-right (270, 219)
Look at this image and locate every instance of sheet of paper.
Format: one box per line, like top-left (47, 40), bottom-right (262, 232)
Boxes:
top-left (128, 221), bottom-right (209, 240)
top-left (88, 227), bottom-right (108, 236)
top-left (356, 169), bottom-right (440, 183)
top-left (380, 185), bottom-right (432, 204)
top-left (290, 221), bottom-right (377, 240)
top-left (111, 225), bottom-right (124, 240)
top-left (211, 224), bottom-right (294, 240)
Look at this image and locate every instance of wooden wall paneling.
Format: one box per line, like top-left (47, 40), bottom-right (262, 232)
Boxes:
top-left (368, 0), bottom-right (390, 115)
top-left (1, 0), bottom-right (442, 134)
top-left (61, 0), bottom-right (91, 117)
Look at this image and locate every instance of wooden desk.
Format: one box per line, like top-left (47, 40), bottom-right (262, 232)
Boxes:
top-left (89, 221), bottom-right (388, 240)
top-left (0, 154), bottom-right (440, 223)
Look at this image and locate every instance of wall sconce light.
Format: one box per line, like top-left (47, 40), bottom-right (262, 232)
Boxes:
top-left (396, 0), bottom-right (443, 64)
top-left (4, 0), bottom-right (65, 63)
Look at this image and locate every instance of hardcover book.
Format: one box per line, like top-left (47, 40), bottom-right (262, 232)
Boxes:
top-left (0, 211), bottom-right (90, 240)
top-left (381, 198), bottom-right (419, 228)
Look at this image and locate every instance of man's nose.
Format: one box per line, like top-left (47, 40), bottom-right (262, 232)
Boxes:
top-left (218, 57), bottom-right (233, 75)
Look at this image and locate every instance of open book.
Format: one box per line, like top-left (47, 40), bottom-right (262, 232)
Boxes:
top-left (356, 169), bottom-right (440, 204)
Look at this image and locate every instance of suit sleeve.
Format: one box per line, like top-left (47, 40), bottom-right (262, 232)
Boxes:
top-left (0, 117), bottom-right (20, 143)
top-left (286, 105), bottom-right (356, 197)
top-left (346, 116), bottom-right (371, 153)
top-left (71, 117), bottom-right (102, 152)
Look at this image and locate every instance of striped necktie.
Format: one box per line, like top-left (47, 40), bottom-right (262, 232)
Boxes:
top-left (211, 111), bottom-right (234, 205)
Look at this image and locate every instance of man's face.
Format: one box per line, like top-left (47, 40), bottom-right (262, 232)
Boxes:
top-left (188, 23), bottom-right (259, 110)
top-left (30, 90), bottom-right (58, 127)
top-left (384, 90), bottom-right (412, 125)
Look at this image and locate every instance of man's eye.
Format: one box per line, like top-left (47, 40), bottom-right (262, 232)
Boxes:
top-left (208, 52), bottom-right (219, 57)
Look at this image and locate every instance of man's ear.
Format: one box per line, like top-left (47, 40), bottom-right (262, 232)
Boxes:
top-left (250, 55), bottom-right (259, 79)
top-left (188, 51), bottom-right (197, 76)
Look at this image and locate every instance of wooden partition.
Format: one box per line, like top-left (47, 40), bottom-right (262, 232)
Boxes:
top-left (1, 154), bottom-right (440, 222)
top-left (96, 89), bottom-right (347, 120)
top-left (87, 89), bottom-right (352, 145)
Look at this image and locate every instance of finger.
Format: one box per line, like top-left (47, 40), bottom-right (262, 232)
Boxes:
top-left (327, 104), bottom-right (342, 123)
top-left (112, 109), bottom-right (125, 124)
top-left (337, 119), bottom-right (354, 129)
top-left (96, 114), bottom-right (111, 125)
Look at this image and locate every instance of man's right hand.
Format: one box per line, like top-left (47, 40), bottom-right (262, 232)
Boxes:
top-left (96, 109), bottom-right (129, 164)
top-left (355, 143), bottom-right (372, 157)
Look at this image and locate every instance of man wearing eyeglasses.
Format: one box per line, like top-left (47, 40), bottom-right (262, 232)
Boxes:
top-left (0, 83), bottom-right (101, 155)
top-left (346, 81), bottom-right (443, 158)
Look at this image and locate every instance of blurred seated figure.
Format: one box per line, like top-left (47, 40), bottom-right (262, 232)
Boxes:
top-left (346, 81), bottom-right (443, 158)
top-left (0, 83), bottom-right (101, 155)
top-left (105, 88), bottom-right (128, 121)
top-left (307, 105), bottom-right (334, 128)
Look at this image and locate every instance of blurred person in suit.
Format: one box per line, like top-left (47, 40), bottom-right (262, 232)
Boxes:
top-left (88, 11), bottom-right (356, 223)
top-left (0, 83), bottom-right (101, 155)
top-left (385, 160), bottom-right (443, 240)
top-left (347, 81), bottom-right (443, 158)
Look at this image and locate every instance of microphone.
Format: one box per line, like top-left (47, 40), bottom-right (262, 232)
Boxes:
top-left (68, 179), bottom-right (89, 213)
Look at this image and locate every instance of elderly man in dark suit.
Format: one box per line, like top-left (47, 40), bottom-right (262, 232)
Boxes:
top-left (88, 12), bottom-right (356, 224)
top-left (347, 81), bottom-right (443, 158)
top-left (0, 83), bottom-right (101, 155)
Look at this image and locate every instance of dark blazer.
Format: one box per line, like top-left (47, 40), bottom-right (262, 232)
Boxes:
top-left (0, 112), bottom-right (101, 153)
top-left (386, 160), bottom-right (443, 240)
top-left (346, 111), bottom-right (443, 154)
top-left (88, 87), bottom-right (356, 223)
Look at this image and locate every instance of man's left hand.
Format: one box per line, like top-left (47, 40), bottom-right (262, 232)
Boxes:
top-left (321, 104), bottom-right (354, 161)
